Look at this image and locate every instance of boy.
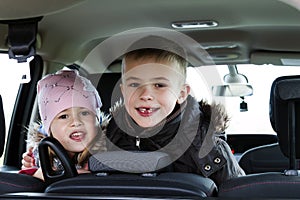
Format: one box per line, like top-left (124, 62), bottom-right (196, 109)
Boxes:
top-left (105, 36), bottom-right (245, 186)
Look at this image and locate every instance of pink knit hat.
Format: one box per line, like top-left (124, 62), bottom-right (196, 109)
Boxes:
top-left (37, 70), bottom-right (102, 134)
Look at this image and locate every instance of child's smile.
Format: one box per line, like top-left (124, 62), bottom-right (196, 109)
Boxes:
top-left (136, 106), bottom-right (159, 117)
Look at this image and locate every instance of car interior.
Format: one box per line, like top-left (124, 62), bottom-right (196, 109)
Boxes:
top-left (218, 75), bottom-right (300, 198)
top-left (0, 0), bottom-right (300, 199)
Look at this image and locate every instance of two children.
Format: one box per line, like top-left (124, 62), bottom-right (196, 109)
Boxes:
top-left (22, 35), bottom-right (244, 186)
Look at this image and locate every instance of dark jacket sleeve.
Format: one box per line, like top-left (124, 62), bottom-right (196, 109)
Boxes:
top-left (193, 100), bottom-right (245, 186)
top-left (193, 137), bottom-right (245, 186)
top-left (210, 138), bottom-right (245, 186)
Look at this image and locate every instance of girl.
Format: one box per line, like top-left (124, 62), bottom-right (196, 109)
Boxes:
top-left (19, 69), bottom-right (108, 181)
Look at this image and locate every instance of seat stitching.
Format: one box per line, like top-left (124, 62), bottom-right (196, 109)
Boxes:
top-left (222, 181), bottom-right (300, 192)
top-left (0, 181), bottom-right (41, 189)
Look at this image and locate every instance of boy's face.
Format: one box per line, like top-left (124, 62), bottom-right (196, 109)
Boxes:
top-left (50, 107), bottom-right (99, 156)
top-left (121, 56), bottom-right (190, 128)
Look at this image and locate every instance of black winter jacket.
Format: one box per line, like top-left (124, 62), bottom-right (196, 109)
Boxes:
top-left (106, 95), bottom-right (245, 186)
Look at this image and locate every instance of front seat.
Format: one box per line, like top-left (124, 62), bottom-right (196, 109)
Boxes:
top-left (44, 150), bottom-right (217, 198)
top-left (218, 75), bottom-right (300, 198)
top-left (0, 172), bottom-right (46, 194)
top-left (238, 142), bottom-right (289, 174)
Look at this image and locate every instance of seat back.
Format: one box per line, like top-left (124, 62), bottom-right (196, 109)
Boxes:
top-left (218, 75), bottom-right (300, 198)
top-left (45, 151), bottom-right (217, 198)
top-left (238, 143), bottom-right (289, 174)
top-left (270, 75), bottom-right (300, 169)
top-left (88, 72), bottom-right (122, 113)
top-left (0, 172), bottom-right (46, 194)
top-left (45, 172), bottom-right (217, 198)
top-left (219, 172), bottom-right (300, 198)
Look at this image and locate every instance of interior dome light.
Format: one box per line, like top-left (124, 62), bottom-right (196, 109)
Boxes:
top-left (171, 20), bottom-right (218, 29)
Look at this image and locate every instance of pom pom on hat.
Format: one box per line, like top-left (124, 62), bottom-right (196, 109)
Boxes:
top-left (37, 70), bottom-right (102, 134)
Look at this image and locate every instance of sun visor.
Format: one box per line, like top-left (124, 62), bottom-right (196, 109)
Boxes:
top-left (251, 51), bottom-right (300, 66)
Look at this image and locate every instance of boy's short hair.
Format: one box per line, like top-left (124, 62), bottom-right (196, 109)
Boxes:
top-left (122, 35), bottom-right (188, 79)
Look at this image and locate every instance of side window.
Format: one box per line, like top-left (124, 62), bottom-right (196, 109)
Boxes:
top-left (0, 54), bottom-right (31, 165)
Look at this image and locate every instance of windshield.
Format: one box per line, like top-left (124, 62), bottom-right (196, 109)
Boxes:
top-left (187, 64), bottom-right (300, 135)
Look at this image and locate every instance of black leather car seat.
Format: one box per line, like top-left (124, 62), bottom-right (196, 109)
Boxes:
top-left (44, 149), bottom-right (217, 198)
top-left (238, 143), bottom-right (289, 174)
top-left (0, 172), bottom-right (46, 194)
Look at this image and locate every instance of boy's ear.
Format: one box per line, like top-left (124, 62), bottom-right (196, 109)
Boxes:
top-left (177, 84), bottom-right (190, 104)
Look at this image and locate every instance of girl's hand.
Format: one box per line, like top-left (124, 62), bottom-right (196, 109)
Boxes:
top-left (77, 162), bottom-right (90, 174)
top-left (21, 147), bottom-right (35, 169)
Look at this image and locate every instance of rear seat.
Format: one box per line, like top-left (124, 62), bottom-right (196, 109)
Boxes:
top-left (88, 72), bottom-right (122, 113)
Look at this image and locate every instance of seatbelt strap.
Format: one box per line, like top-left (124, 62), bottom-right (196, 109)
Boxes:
top-left (4, 16), bottom-right (42, 63)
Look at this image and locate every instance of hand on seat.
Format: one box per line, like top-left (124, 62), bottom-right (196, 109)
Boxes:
top-left (21, 147), bottom-right (36, 169)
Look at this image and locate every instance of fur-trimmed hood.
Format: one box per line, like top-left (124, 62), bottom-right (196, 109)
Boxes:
top-left (199, 99), bottom-right (230, 137)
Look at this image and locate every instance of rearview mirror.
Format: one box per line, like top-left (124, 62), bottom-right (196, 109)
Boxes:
top-left (212, 84), bottom-right (253, 97)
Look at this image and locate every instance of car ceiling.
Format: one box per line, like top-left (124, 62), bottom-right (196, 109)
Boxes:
top-left (0, 0), bottom-right (300, 72)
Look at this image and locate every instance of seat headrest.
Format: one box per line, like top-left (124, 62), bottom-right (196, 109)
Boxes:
top-left (269, 75), bottom-right (300, 158)
top-left (88, 151), bottom-right (172, 173)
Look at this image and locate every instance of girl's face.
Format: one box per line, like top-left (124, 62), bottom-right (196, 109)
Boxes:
top-left (50, 107), bottom-right (99, 157)
top-left (121, 57), bottom-right (190, 128)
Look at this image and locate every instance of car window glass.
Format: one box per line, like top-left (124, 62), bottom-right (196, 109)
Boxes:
top-left (0, 53), bottom-right (30, 164)
top-left (187, 64), bottom-right (300, 135)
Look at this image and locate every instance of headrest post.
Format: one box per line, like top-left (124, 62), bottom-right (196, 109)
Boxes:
top-left (288, 101), bottom-right (297, 170)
